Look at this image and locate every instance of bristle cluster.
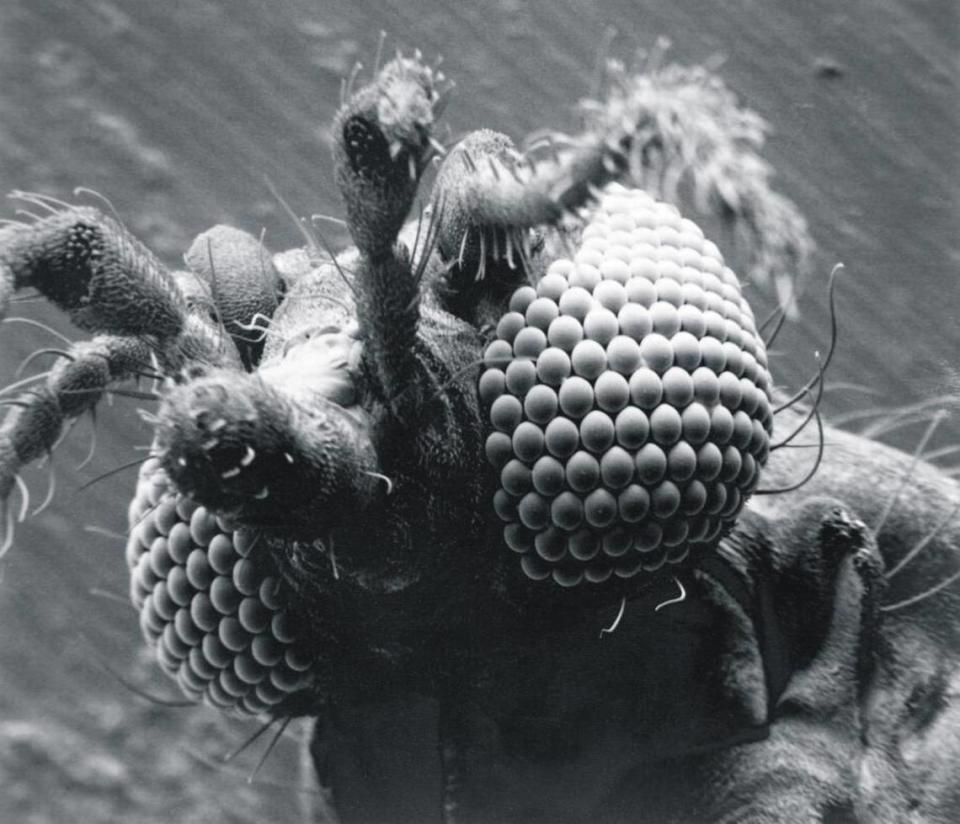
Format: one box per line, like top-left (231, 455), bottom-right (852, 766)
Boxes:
top-left (481, 184), bottom-right (773, 586)
top-left (126, 458), bottom-right (313, 714)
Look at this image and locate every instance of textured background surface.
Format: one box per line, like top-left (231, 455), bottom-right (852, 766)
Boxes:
top-left (0, 0), bottom-right (956, 821)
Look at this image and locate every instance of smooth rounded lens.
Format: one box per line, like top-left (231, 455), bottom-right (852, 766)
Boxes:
top-left (583, 308), bottom-right (619, 345)
top-left (547, 316), bottom-right (584, 351)
top-left (490, 395), bottom-right (523, 433)
top-left (148, 536), bottom-right (175, 579)
top-left (571, 340), bottom-right (607, 380)
top-left (602, 527), bottom-right (632, 557)
top-left (219, 617), bottom-right (251, 653)
top-left (512, 422), bottom-right (545, 463)
top-left (151, 581), bottom-right (177, 621)
top-left (655, 274), bottom-right (684, 305)
top-left (251, 634), bottom-right (284, 667)
top-left (189, 507), bottom-right (219, 547)
top-left (566, 451), bottom-right (600, 492)
top-left (202, 634), bottom-right (233, 669)
top-left (662, 518), bottom-right (690, 548)
top-left (537, 273), bottom-right (569, 302)
top-left (672, 331), bottom-right (701, 370)
top-left (614, 407), bottom-right (649, 449)
top-left (509, 285), bottom-right (537, 314)
top-left (496, 312), bottom-right (526, 343)
top-left (718, 372), bottom-right (743, 409)
top-left (584, 564), bottom-right (613, 583)
top-left (667, 442), bottom-right (697, 482)
top-left (166, 566), bottom-right (193, 607)
top-left (678, 304), bottom-right (707, 337)
top-left (235, 653), bottom-right (267, 685)
top-left (599, 258), bottom-right (630, 283)
top-left (479, 369), bottom-right (507, 405)
top-left (723, 342), bottom-right (744, 376)
top-left (650, 405), bottom-right (683, 446)
top-left (650, 301), bottom-right (680, 337)
top-left (535, 527), bottom-right (567, 561)
top-left (558, 376), bottom-right (595, 418)
top-left (503, 523), bottom-right (534, 553)
top-left (705, 482), bottom-right (729, 516)
top-left (207, 533), bottom-right (237, 575)
top-left (485, 431), bottom-right (514, 468)
top-left (682, 480), bottom-right (708, 515)
top-left (526, 297), bottom-right (560, 331)
top-left (234, 529), bottom-right (260, 558)
top-left (536, 347), bottom-right (572, 386)
top-left (174, 607), bottom-right (203, 646)
top-left (185, 548), bottom-right (214, 590)
top-left (661, 367), bottom-right (694, 407)
top-left (505, 360), bottom-right (537, 397)
top-left (259, 577), bottom-right (282, 611)
top-left (493, 489), bottom-right (518, 523)
top-left (721, 446), bottom-right (744, 482)
top-left (153, 497), bottom-right (179, 537)
top-left (639, 333), bottom-right (673, 372)
top-left (635, 522), bottom-right (664, 552)
top-left (696, 442), bottom-right (723, 481)
top-left (550, 491), bottom-right (583, 531)
top-left (238, 597), bottom-right (271, 634)
top-left (710, 405), bottom-right (735, 444)
top-left (580, 411), bottom-right (615, 453)
top-left (584, 488), bottom-right (617, 528)
top-left (651, 481), bottom-right (682, 518)
top-left (601, 446), bottom-right (634, 489)
top-left (618, 485), bottom-right (650, 522)
top-left (625, 276), bottom-right (657, 307)
top-left (635, 443), bottom-right (667, 484)
top-left (593, 281), bottom-right (627, 314)
top-left (513, 327), bottom-right (547, 360)
top-left (628, 368), bottom-right (662, 409)
top-left (732, 411), bottom-right (754, 449)
top-left (175, 495), bottom-right (199, 523)
top-left (681, 403), bottom-right (712, 445)
top-left (532, 456), bottom-right (566, 496)
top-left (520, 555), bottom-right (552, 581)
top-left (570, 263), bottom-right (601, 291)
top-left (189, 646), bottom-right (218, 680)
top-left (232, 559), bottom-right (260, 597)
top-left (558, 286), bottom-right (594, 321)
top-left (594, 371), bottom-right (629, 413)
top-left (190, 592), bottom-right (219, 633)
top-left (617, 303), bottom-right (652, 341)
top-left (700, 336), bottom-right (726, 372)
top-left (518, 492), bottom-right (550, 530)
top-left (210, 575), bottom-right (241, 615)
top-left (271, 611), bottom-right (297, 644)
top-left (607, 335), bottom-right (642, 375)
top-left (568, 530), bottom-right (600, 561)
top-left (544, 417), bottom-right (580, 458)
top-left (520, 386), bottom-right (555, 427)
top-left (501, 459), bottom-right (533, 496)
top-left (691, 367), bottom-right (720, 405)
top-left (166, 522), bottom-right (193, 565)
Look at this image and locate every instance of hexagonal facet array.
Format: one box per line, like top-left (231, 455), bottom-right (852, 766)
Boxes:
top-left (127, 458), bottom-right (313, 713)
top-left (481, 184), bottom-right (773, 586)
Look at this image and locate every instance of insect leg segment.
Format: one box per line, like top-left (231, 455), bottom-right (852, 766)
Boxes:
top-left (0, 207), bottom-right (187, 336)
top-left (155, 368), bottom-right (378, 530)
top-left (0, 334), bottom-right (154, 502)
top-left (332, 55), bottom-right (441, 407)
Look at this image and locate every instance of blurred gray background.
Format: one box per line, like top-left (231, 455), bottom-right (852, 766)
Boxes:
top-left (0, 0), bottom-right (956, 821)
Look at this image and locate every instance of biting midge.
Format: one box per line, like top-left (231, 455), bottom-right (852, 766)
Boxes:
top-left (2, 46), bottom-right (958, 823)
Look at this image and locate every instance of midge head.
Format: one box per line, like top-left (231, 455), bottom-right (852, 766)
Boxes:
top-left (0, 45), bottom-right (815, 713)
